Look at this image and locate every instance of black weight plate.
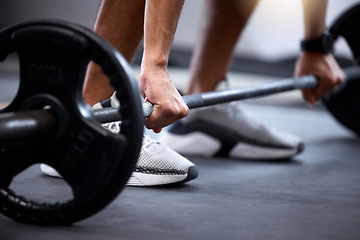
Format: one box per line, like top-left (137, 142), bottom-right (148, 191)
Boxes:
top-left (330, 2), bottom-right (360, 65)
top-left (0, 20), bottom-right (143, 225)
top-left (323, 76), bottom-right (360, 136)
top-left (323, 3), bottom-right (360, 136)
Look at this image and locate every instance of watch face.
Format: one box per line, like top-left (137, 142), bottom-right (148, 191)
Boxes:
top-left (322, 32), bottom-right (334, 53)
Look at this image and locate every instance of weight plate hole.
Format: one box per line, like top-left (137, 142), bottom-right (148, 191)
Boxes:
top-left (0, 53), bottom-right (20, 110)
top-left (10, 164), bottom-right (73, 204)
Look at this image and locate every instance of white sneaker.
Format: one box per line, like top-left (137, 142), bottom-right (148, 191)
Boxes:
top-left (160, 102), bottom-right (304, 160)
top-left (127, 134), bottom-right (198, 186)
top-left (40, 95), bottom-right (198, 186)
top-left (40, 134), bottom-right (198, 186)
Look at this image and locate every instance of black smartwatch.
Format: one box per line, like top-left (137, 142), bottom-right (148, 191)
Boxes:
top-left (300, 31), bottom-right (334, 54)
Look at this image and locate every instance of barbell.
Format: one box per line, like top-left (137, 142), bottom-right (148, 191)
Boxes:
top-left (0, 3), bottom-right (359, 226)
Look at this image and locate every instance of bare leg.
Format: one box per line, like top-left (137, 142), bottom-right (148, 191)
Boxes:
top-left (186, 0), bottom-right (259, 95)
top-left (83, 0), bottom-right (145, 106)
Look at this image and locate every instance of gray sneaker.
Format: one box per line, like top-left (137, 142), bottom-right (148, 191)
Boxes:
top-left (160, 102), bottom-right (304, 160)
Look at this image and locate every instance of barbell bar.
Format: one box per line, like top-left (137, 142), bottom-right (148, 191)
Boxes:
top-left (93, 66), bottom-right (360, 123)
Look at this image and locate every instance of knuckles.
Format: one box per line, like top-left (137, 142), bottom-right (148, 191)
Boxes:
top-left (145, 102), bottom-right (189, 130)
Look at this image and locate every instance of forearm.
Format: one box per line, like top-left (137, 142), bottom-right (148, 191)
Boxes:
top-left (142, 0), bottom-right (185, 69)
top-left (301, 0), bottom-right (328, 39)
top-left (140, 0), bottom-right (188, 132)
top-left (296, 0), bottom-right (344, 105)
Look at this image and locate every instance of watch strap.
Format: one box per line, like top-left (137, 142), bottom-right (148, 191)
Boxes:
top-left (301, 31), bottom-right (334, 54)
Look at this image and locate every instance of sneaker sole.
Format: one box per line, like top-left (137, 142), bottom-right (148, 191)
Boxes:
top-left (41, 163), bottom-right (199, 187)
top-left (161, 131), bottom-right (303, 160)
top-left (126, 165), bottom-right (199, 187)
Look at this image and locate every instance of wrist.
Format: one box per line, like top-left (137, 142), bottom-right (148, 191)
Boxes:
top-left (141, 50), bottom-right (169, 71)
top-left (300, 30), bottom-right (334, 54)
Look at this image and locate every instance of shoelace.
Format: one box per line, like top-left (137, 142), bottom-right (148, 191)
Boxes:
top-left (142, 135), bottom-right (161, 150)
top-left (102, 120), bottom-right (161, 151)
top-left (102, 121), bottom-right (120, 134)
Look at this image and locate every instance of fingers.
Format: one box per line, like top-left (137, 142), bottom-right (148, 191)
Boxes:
top-left (296, 52), bottom-right (344, 105)
top-left (145, 98), bottom-right (189, 131)
top-left (302, 73), bottom-right (342, 105)
top-left (302, 89), bottom-right (316, 106)
top-left (140, 66), bottom-right (189, 132)
top-left (302, 65), bottom-right (344, 105)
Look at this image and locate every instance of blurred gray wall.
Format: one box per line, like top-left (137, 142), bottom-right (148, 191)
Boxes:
top-left (0, 0), bottom-right (100, 29)
top-left (0, 0), bottom-right (357, 61)
top-left (175, 0), bottom-right (357, 60)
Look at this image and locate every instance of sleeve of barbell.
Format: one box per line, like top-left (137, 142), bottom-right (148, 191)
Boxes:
top-left (0, 110), bottom-right (57, 145)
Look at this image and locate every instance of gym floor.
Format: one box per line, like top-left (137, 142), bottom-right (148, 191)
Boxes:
top-left (1, 60), bottom-right (360, 240)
